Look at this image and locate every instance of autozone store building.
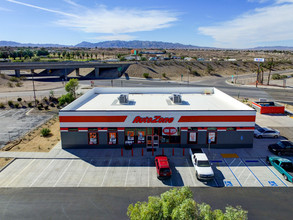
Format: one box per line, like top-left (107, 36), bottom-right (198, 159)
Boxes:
top-left (59, 87), bottom-right (256, 149)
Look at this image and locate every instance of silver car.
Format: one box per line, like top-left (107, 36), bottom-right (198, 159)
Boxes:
top-left (254, 127), bottom-right (280, 138)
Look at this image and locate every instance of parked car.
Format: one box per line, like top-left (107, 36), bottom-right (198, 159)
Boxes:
top-left (155, 155), bottom-right (172, 179)
top-left (268, 140), bottom-right (293, 156)
top-left (266, 156), bottom-right (293, 182)
top-left (254, 127), bottom-right (280, 138)
top-left (189, 149), bottom-right (214, 181)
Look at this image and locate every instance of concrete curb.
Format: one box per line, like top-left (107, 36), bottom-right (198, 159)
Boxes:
top-left (225, 79), bottom-right (293, 90)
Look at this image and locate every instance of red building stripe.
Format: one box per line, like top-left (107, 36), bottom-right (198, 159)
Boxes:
top-left (78, 128), bottom-right (88, 131)
top-left (59, 116), bottom-right (127, 123)
top-left (237, 127), bottom-right (255, 130)
top-left (178, 115), bottom-right (255, 123)
top-left (60, 127), bottom-right (68, 131)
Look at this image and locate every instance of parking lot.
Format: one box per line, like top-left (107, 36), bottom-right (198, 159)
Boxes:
top-left (0, 151), bottom-right (292, 187)
top-left (0, 109), bottom-right (52, 148)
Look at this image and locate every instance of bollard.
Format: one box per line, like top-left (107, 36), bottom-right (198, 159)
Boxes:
top-left (142, 148), bottom-right (144, 156)
top-left (132, 148), bottom-right (133, 156)
top-left (183, 148), bottom-right (185, 156)
top-left (172, 148), bottom-right (174, 156)
top-left (162, 148), bottom-right (164, 155)
top-left (121, 148), bottom-right (123, 157)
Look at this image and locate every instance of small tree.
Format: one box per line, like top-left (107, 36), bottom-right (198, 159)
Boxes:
top-left (266, 58), bottom-right (275, 85)
top-left (58, 93), bottom-right (75, 106)
top-left (41, 128), bottom-right (51, 137)
top-left (65, 79), bottom-right (79, 99)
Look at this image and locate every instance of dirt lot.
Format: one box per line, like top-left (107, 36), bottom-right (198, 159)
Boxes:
top-left (1, 116), bottom-right (60, 152)
top-left (0, 158), bottom-right (13, 169)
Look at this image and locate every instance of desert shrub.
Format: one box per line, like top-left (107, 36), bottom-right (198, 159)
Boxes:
top-left (192, 70), bottom-right (201, 76)
top-left (7, 82), bottom-right (14, 87)
top-left (280, 75), bottom-right (288, 79)
top-left (50, 103), bottom-right (55, 107)
top-left (20, 76), bottom-right (26, 80)
top-left (32, 57), bottom-right (41, 62)
top-left (0, 73), bottom-right (7, 79)
top-left (0, 103), bottom-right (5, 108)
top-left (291, 74), bottom-right (293, 77)
top-left (8, 100), bottom-right (13, 106)
top-left (14, 103), bottom-right (19, 108)
top-left (162, 73), bottom-right (167, 78)
top-left (28, 102), bottom-right (33, 108)
top-left (9, 76), bottom-right (20, 82)
top-left (143, 73), bottom-right (149, 78)
top-left (15, 82), bottom-right (23, 87)
top-left (41, 128), bottom-right (51, 137)
top-left (44, 105), bottom-right (49, 110)
top-left (272, 74), bottom-right (287, 80)
top-left (17, 97), bottom-right (22, 102)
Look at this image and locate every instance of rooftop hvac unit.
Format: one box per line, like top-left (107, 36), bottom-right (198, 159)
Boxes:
top-left (170, 93), bottom-right (182, 104)
top-left (118, 93), bottom-right (129, 104)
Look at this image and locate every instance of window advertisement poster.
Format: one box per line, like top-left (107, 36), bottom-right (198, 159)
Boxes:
top-left (127, 131), bottom-right (135, 141)
top-left (89, 133), bottom-right (97, 145)
top-left (208, 132), bottom-right (216, 142)
top-left (162, 127), bottom-right (177, 136)
top-left (137, 131), bottom-right (145, 143)
top-left (189, 132), bottom-right (197, 142)
top-left (109, 132), bottom-right (117, 144)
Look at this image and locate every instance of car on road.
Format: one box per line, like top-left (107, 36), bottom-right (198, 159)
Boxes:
top-left (155, 155), bottom-right (172, 179)
top-left (268, 140), bottom-right (293, 156)
top-left (189, 149), bottom-right (214, 181)
top-left (266, 156), bottom-right (293, 182)
top-left (254, 127), bottom-right (280, 138)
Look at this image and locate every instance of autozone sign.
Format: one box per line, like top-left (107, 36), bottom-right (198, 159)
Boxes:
top-left (132, 116), bottom-right (174, 123)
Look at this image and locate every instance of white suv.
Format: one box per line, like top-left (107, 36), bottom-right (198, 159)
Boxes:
top-left (189, 149), bottom-right (214, 181)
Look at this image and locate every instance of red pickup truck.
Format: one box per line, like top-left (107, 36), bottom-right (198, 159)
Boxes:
top-left (155, 155), bottom-right (172, 179)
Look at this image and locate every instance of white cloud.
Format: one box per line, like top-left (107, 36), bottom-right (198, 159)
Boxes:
top-left (0, 7), bottom-right (11, 11)
top-left (198, 1), bottom-right (293, 48)
top-left (92, 35), bottom-right (136, 41)
top-left (6, 0), bottom-right (177, 38)
top-left (247, 0), bottom-right (270, 3)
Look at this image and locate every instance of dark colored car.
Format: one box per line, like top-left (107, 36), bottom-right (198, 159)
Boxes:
top-left (268, 140), bottom-right (293, 156)
top-left (155, 155), bottom-right (172, 179)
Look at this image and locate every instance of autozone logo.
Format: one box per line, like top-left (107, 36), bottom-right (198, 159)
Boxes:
top-left (132, 116), bottom-right (174, 123)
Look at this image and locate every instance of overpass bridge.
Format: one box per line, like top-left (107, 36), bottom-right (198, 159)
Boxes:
top-left (0, 61), bottom-right (130, 79)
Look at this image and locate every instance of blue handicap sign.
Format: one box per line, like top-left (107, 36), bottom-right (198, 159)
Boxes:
top-left (224, 181), bottom-right (233, 187)
top-left (268, 181), bottom-right (278, 187)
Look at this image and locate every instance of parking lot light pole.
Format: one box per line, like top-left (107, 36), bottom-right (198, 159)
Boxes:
top-left (31, 73), bottom-right (37, 107)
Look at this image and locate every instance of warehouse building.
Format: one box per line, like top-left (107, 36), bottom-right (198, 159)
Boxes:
top-left (59, 87), bottom-right (256, 149)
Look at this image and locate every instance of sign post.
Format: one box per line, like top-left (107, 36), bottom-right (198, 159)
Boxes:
top-left (254, 58), bottom-right (265, 88)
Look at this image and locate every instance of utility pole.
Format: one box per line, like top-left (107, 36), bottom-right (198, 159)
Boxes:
top-left (31, 73), bottom-right (37, 107)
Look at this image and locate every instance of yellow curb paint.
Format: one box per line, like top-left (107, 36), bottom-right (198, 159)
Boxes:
top-left (221, 153), bottom-right (239, 158)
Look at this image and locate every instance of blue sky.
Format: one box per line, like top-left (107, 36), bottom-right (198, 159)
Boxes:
top-left (1, 0), bottom-right (293, 48)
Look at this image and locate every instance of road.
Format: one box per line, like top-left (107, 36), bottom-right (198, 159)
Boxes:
top-left (0, 187), bottom-right (292, 219)
top-left (0, 69), bottom-right (293, 103)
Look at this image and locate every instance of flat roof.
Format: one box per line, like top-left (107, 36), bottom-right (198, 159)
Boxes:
top-left (61, 87), bottom-right (254, 112)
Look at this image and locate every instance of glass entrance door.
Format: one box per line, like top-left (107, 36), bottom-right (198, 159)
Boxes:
top-left (146, 135), bottom-right (160, 148)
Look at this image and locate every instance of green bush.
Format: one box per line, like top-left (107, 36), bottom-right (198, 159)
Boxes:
top-left (28, 102), bottom-right (33, 108)
top-left (41, 128), bottom-right (51, 137)
top-left (8, 100), bottom-right (13, 106)
top-left (272, 73), bottom-right (287, 80)
top-left (7, 82), bottom-right (14, 88)
top-left (58, 93), bottom-right (75, 106)
top-left (0, 73), bottom-right (7, 79)
top-left (44, 105), bottom-right (49, 110)
top-left (162, 73), bottom-right (167, 78)
top-left (17, 97), bottom-right (22, 102)
top-left (50, 103), bottom-right (55, 107)
top-left (9, 76), bottom-right (20, 82)
top-left (14, 103), bottom-right (19, 108)
top-left (15, 82), bottom-right (23, 87)
top-left (143, 73), bottom-right (149, 78)
top-left (0, 103), bottom-right (5, 108)
top-left (32, 57), bottom-right (41, 62)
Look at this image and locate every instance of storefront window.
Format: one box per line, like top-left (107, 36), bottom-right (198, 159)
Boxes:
top-left (68, 128), bottom-right (78, 132)
top-left (227, 127), bottom-right (236, 131)
top-left (125, 128), bottom-right (135, 142)
top-left (108, 128), bottom-right (117, 145)
top-left (136, 128), bottom-right (146, 144)
top-left (161, 127), bottom-right (180, 144)
top-left (207, 132), bottom-right (217, 144)
top-left (188, 127), bottom-right (198, 144)
top-left (88, 132), bottom-right (98, 145)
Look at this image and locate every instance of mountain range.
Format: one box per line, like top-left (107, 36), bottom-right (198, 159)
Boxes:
top-left (0, 40), bottom-right (293, 50)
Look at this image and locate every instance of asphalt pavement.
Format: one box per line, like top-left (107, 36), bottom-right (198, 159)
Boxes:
top-left (0, 187), bottom-right (292, 220)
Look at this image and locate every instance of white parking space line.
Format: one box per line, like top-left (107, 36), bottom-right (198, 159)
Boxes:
top-left (77, 159), bottom-right (92, 187)
top-left (186, 158), bottom-right (196, 186)
top-left (53, 159), bottom-right (73, 187)
top-left (124, 159), bottom-right (131, 187)
top-left (30, 159), bottom-right (55, 187)
top-left (101, 159), bottom-right (112, 186)
top-left (5, 159), bottom-right (35, 187)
